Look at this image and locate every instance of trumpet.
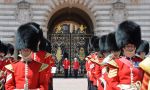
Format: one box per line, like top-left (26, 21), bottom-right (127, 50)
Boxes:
top-left (101, 54), bottom-right (113, 65)
top-left (85, 52), bottom-right (102, 65)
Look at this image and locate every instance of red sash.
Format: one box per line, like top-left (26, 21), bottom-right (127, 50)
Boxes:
top-left (119, 57), bottom-right (133, 68)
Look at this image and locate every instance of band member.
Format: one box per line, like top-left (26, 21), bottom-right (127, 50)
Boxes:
top-left (136, 40), bottom-right (149, 59)
top-left (107, 20), bottom-right (143, 90)
top-left (136, 40), bottom-right (150, 90)
top-left (33, 37), bottom-right (55, 90)
top-left (99, 32), bottom-right (121, 90)
top-left (3, 43), bottom-right (16, 65)
top-left (72, 57), bottom-right (80, 78)
top-left (95, 35), bottom-right (108, 90)
top-left (62, 56), bottom-right (70, 78)
top-left (5, 22), bottom-right (49, 90)
top-left (1, 43), bottom-right (15, 80)
top-left (0, 41), bottom-right (7, 70)
top-left (0, 41), bottom-right (8, 90)
top-left (85, 36), bottom-right (100, 90)
top-left (27, 22), bottom-right (55, 90)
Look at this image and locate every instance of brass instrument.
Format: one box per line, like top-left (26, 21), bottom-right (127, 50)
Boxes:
top-left (85, 52), bottom-right (102, 65)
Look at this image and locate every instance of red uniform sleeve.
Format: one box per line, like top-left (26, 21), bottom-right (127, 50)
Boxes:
top-left (38, 69), bottom-right (49, 90)
top-left (5, 70), bottom-right (15, 90)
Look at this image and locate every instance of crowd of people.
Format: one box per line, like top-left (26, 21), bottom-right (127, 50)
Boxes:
top-left (0, 22), bottom-right (55, 90)
top-left (0, 20), bottom-right (149, 90)
top-left (85, 20), bottom-right (150, 90)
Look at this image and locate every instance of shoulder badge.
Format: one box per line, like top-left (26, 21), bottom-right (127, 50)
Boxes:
top-left (108, 60), bottom-right (118, 68)
top-left (5, 64), bottom-right (14, 72)
top-left (108, 69), bottom-right (118, 78)
top-left (39, 63), bottom-right (49, 72)
top-left (45, 52), bottom-right (52, 59)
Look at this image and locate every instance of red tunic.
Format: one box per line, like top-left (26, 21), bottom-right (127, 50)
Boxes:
top-left (63, 59), bottom-right (70, 69)
top-left (72, 61), bottom-right (80, 70)
top-left (5, 60), bottom-right (48, 90)
top-left (107, 56), bottom-right (144, 90)
top-left (1, 57), bottom-right (16, 81)
top-left (33, 50), bottom-right (55, 77)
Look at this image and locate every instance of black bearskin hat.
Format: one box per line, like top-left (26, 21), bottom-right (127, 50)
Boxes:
top-left (16, 22), bottom-right (43, 52)
top-left (106, 32), bottom-right (120, 52)
top-left (115, 20), bottom-right (141, 49)
top-left (39, 38), bottom-right (51, 53)
top-left (6, 43), bottom-right (14, 55)
top-left (0, 41), bottom-right (8, 56)
top-left (99, 35), bottom-right (107, 52)
top-left (136, 40), bottom-right (149, 55)
top-left (63, 52), bottom-right (68, 58)
top-left (26, 22), bottom-right (43, 39)
top-left (90, 36), bottom-right (99, 51)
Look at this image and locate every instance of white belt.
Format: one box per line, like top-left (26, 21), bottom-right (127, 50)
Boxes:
top-left (117, 84), bottom-right (131, 89)
top-left (117, 81), bottom-right (141, 90)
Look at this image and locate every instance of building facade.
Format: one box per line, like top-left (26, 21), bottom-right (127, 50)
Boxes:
top-left (0, 0), bottom-right (150, 76)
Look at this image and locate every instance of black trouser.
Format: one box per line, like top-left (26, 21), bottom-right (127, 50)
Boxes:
top-left (88, 78), bottom-right (97, 90)
top-left (91, 84), bottom-right (97, 90)
top-left (73, 69), bottom-right (78, 78)
top-left (88, 78), bottom-right (92, 90)
top-left (64, 69), bottom-right (68, 78)
top-left (48, 78), bottom-right (53, 90)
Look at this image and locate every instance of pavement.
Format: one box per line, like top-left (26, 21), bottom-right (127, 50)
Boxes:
top-left (53, 78), bottom-right (88, 90)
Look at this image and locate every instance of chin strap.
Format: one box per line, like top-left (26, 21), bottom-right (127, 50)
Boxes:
top-left (21, 52), bottom-right (32, 62)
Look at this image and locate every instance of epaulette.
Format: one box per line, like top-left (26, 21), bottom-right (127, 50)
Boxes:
top-left (5, 64), bottom-right (14, 72)
top-left (39, 63), bottom-right (49, 72)
top-left (45, 52), bottom-right (52, 59)
top-left (107, 60), bottom-right (118, 68)
top-left (108, 69), bottom-right (118, 78)
top-left (139, 56), bottom-right (150, 74)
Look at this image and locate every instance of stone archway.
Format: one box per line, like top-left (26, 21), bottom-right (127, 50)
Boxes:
top-left (47, 7), bottom-right (94, 77)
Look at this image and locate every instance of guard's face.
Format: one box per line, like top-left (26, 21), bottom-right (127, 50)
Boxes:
top-left (20, 48), bottom-right (31, 57)
top-left (123, 44), bottom-right (136, 57)
top-left (112, 51), bottom-right (121, 58)
top-left (0, 52), bottom-right (5, 57)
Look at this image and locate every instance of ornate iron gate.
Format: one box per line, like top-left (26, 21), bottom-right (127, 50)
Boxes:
top-left (48, 33), bottom-right (93, 76)
top-left (47, 22), bottom-right (93, 76)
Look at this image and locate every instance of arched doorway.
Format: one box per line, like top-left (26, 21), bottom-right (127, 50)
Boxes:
top-left (47, 7), bottom-right (94, 77)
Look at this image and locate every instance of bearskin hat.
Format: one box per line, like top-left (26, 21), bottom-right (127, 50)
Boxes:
top-left (0, 41), bottom-right (8, 56)
top-left (136, 40), bottom-right (149, 55)
top-left (106, 32), bottom-right (120, 52)
top-left (63, 52), bottom-right (68, 58)
top-left (26, 22), bottom-right (43, 39)
top-left (87, 36), bottom-right (99, 53)
top-left (115, 20), bottom-right (141, 49)
top-left (16, 22), bottom-right (43, 52)
top-left (6, 43), bottom-right (14, 55)
top-left (99, 35), bottom-right (107, 52)
top-left (91, 36), bottom-right (99, 51)
top-left (39, 38), bottom-right (51, 53)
